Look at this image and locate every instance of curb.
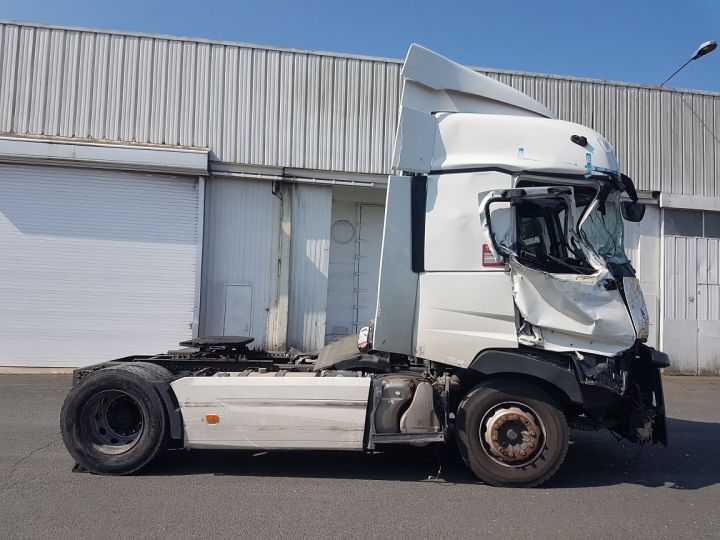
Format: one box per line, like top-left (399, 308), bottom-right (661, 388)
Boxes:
top-left (0, 367), bottom-right (74, 375)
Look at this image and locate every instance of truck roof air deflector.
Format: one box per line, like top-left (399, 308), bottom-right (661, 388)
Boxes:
top-left (393, 44), bottom-right (556, 174)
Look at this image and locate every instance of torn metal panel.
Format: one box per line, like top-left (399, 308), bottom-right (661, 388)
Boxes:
top-left (623, 276), bottom-right (650, 340)
top-left (510, 258), bottom-right (636, 356)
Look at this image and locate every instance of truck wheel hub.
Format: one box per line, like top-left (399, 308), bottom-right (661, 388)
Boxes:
top-left (80, 390), bottom-right (145, 455)
top-left (481, 404), bottom-right (545, 466)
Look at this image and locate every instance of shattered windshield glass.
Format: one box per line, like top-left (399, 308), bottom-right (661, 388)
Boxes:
top-left (513, 177), bottom-right (631, 268)
top-left (580, 190), bottom-right (629, 264)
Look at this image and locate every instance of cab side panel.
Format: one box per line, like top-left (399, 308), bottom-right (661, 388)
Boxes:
top-left (414, 272), bottom-right (517, 367)
top-left (414, 172), bottom-right (518, 367)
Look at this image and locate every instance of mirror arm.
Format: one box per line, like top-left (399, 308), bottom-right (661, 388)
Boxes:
top-left (596, 182), bottom-right (613, 215)
top-left (620, 173), bottom-right (639, 202)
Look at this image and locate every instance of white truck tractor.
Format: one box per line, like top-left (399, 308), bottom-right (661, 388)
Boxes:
top-left (60, 45), bottom-right (669, 488)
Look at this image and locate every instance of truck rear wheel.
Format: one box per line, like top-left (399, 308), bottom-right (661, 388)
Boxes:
top-left (60, 364), bottom-right (170, 475)
top-left (456, 379), bottom-right (568, 488)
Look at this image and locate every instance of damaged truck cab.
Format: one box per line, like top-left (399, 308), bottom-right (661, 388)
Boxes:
top-left (372, 44), bottom-right (668, 457)
top-left (61, 45), bottom-right (668, 488)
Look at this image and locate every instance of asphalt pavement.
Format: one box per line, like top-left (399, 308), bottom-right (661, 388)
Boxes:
top-left (1, 374), bottom-right (719, 539)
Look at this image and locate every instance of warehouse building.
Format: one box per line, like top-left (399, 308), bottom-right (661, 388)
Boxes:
top-left (0, 20), bottom-right (718, 373)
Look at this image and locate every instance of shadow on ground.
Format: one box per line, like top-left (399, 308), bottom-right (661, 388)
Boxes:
top-left (141, 417), bottom-right (720, 490)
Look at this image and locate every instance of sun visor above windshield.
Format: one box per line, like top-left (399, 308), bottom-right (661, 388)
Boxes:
top-left (393, 44), bottom-right (555, 173)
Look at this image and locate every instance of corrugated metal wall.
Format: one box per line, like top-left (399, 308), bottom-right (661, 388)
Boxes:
top-left (288, 184), bottom-right (332, 351)
top-left (0, 22), bottom-right (400, 177)
top-left (0, 21), bottom-right (718, 196)
top-left (662, 235), bottom-right (720, 374)
top-left (201, 179), bottom-right (332, 351)
top-left (664, 236), bottom-right (720, 321)
top-left (199, 177), bottom-right (280, 347)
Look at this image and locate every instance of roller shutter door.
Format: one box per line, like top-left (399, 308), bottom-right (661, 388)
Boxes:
top-left (0, 163), bottom-right (199, 367)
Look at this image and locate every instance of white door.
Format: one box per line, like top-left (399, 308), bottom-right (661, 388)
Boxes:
top-left (326, 201), bottom-right (357, 342)
top-left (0, 163), bottom-right (199, 367)
top-left (326, 202), bottom-right (384, 342)
top-left (223, 284), bottom-right (253, 336)
top-left (664, 235), bottom-right (720, 374)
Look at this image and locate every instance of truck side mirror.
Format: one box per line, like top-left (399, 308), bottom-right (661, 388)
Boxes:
top-left (621, 201), bottom-right (645, 222)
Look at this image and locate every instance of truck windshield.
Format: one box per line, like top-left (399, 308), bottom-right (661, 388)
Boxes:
top-left (580, 190), bottom-right (629, 265)
top-left (513, 178), bottom-right (630, 268)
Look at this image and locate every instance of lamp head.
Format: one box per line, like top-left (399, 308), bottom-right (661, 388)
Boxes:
top-left (692, 40), bottom-right (717, 61)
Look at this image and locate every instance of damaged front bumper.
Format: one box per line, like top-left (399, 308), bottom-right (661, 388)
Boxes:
top-left (572, 344), bottom-right (668, 446)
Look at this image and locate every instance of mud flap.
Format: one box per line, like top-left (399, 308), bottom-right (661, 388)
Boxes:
top-left (650, 367), bottom-right (668, 446)
top-left (636, 344), bottom-right (669, 446)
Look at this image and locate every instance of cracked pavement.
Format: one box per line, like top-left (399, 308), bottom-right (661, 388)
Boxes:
top-left (1, 374), bottom-right (719, 539)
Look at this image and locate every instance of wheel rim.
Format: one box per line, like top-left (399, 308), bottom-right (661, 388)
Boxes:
top-left (479, 401), bottom-right (546, 468)
top-left (80, 390), bottom-right (145, 455)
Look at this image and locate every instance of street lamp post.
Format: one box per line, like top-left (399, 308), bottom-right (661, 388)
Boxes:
top-left (659, 40), bottom-right (717, 87)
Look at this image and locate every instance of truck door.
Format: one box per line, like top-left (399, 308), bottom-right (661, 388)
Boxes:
top-left (480, 187), bottom-right (636, 356)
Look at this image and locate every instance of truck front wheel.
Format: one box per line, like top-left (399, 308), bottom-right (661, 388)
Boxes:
top-left (456, 379), bottom-right (568, 488)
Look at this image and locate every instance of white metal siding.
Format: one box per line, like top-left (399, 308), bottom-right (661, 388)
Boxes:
top-left (288, 184), bottom-right (332, 351)
top-left (664, 236), bottom-right (699, 373)
top-left (663, 236), bottom-right (720, 323)
top-left (0, 163), bottom-right (198, 367)
top-left (0, 22), bottom-right (400, 176)
top-left (355, 205), bottom-right (384, 332)
top-left (326, 190), bottom-right (386, 343)
top-left (0, 21), bottom-right (717, 195)
top-left (663, 235), bottom-right (720, 374)
top-left (199, 177), bottom-right (280, 348)
top-left (326, 200), bottom-right (358, 342)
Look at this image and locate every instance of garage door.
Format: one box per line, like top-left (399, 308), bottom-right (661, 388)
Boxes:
top-left (0, 164), bottom-right (199, 367)
top-left (326, 202), bottom-right (384, 343)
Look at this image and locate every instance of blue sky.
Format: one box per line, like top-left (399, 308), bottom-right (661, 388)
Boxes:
top-left (2, 0), bottom-right (719, 92)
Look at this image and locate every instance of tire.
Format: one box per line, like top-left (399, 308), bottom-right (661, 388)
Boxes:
top-left (60, 364), bottom-right (170, 475)
top-left (128, 362), bottom-right (175, 383)
top-left (456, 378), bottom-right (568, 488)
top-left (126, 363), bottom-right (183, 450)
